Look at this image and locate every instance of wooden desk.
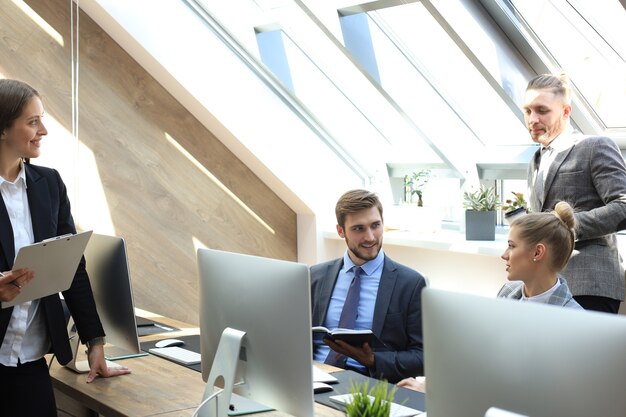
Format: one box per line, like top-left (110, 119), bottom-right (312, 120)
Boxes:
top-left (51, 311), bottom-right (346, 417)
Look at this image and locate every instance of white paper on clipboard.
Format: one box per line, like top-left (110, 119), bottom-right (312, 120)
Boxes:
top-left (2, 230), bottom-right (93, 308)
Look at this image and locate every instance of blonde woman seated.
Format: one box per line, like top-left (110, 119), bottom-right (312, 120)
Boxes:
top-left (398, 201), bottom-right (582, 392)
top-left (498, 201), bottom-right (581, 309)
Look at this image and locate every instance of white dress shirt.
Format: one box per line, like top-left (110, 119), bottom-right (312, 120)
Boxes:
top-left (538, 125), bottom-right (576, 182)
top-left (0, 164), bottom-right (50, 366)
top-left (521, 279), bottom-right (562, 304)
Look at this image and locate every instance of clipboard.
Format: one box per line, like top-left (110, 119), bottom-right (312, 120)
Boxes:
top-left (2, 230), bottom-right (93, 308)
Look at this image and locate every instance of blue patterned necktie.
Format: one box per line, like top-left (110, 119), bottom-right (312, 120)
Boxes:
top-left (324, 266), bottom-right (363, 367)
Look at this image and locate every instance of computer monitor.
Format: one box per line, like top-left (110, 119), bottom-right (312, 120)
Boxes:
top-left (197, 248), bottom-right (314, 417)
top-left (83, 233), bottom-right (142, 359)
top-left (422, 288), bottom-right (626, 417)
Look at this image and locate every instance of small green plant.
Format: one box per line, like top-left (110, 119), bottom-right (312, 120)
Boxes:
top-left (404, 169), bottom-right (431, 207)
top-left (463, 185), bottom-right (501, 212)
top-left (344, 379), bottom-right (396, 417)
top-left (501, 191), bottom-right (527, 213)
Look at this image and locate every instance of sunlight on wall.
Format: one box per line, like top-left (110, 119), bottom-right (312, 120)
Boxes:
top-left (164, 132), bottom-right (276, 235)
top-left (31, 112), bottom-right (77, 194)
top-left (11, 0), bottom-right (64, 46)
top-left (6, 0), bottom-right (122, 237)
top-left (75, 141), bottom-right (115, 234)
top-left (34, 113), bottom-right (115, 235)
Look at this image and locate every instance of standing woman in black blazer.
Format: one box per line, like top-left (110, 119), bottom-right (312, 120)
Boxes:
top-left (0, 79), bottom-right (130, 416)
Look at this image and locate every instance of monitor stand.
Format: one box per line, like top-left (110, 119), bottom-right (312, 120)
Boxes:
top-left (485, 407), bottom-right (529, 417)
top-left (103, 345), bottom-right (148, 361)
top-left (227, 393), bottom-right (273, 416)
top-left (63, 318), bottom-right (123, 373)
top-left (199, 327), bottom-right (273, 417)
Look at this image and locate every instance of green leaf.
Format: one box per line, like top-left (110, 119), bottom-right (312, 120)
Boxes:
top-left (462, 185), bottom-right (501, 211)
top-left (344, 379), bottom-right (396, 417)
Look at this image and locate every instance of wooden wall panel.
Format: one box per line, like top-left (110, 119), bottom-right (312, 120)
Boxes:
top-left (0, 0), bottom-right (297, 325)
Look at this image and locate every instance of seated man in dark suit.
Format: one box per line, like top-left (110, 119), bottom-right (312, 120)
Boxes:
top-left (311, 189), bottom-right (426, 383)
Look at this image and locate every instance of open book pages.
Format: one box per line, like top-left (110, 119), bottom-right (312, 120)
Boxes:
top-left (312, 326), bottom-right (378, 346)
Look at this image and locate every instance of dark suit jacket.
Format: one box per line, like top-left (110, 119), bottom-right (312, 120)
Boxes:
top-left (0, 163), bottom-right (104, 364)
top-left (311, 255), bottom-right (425, 383)
top-left (528, 133), bottom-right (626, 301)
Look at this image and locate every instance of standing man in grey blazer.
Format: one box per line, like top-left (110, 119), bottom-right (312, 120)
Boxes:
top-left (525, 73), bottom-right (626, 313)
top-left (311, 189), bottom-right (426, 383)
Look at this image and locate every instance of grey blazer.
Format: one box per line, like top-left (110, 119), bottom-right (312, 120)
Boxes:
top-left (310, 255), bottom-right (426, 383)
top-left (528, 132), bottom-right (626, 301)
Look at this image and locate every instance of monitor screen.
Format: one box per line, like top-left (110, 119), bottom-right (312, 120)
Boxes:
top-left (422, 287), bottom-right (626, 417)
top-left (84, 233), bottom-right (142, 359)
top-left (197, 248), bottom-right (314, 417)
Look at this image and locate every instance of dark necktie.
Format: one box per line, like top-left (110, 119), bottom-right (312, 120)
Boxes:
top-left (532, 147), bottom-right (551, 211)
top-left (324, 266), bottom-right (363, 367)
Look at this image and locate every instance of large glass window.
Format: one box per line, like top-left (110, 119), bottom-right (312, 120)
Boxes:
top-left (511, 0), bottom-right (626, 129)
top-left (369, 2), bottom-right (529, 147)
top-left (187, 0), bottom-right (623, 226)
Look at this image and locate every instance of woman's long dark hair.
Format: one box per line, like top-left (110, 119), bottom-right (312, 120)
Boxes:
top-left (0, 79), bottom-right (40, 165)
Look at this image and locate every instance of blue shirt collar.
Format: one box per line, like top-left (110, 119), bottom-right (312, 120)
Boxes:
top-left (342, 249), bottom-right (385, 277)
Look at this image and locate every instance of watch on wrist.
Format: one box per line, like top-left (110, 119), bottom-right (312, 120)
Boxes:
top-left (86, 336), bottom-right (106, 349)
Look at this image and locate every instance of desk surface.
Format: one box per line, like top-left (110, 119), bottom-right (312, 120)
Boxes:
top-left (50, 310), bottom-right (349, 417)
top-left (52, 350), bottom-right (350, 417)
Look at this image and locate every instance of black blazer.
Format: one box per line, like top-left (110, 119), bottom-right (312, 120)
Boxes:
top-left (311, 255), bottom-right (426, 382)
top-left (0, 163), bottom-right (104, 364)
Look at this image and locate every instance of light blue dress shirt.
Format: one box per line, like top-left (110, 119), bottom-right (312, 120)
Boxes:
top-left (313, 250), bottom-right (384, 372)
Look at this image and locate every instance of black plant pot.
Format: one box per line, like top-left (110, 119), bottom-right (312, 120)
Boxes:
top-left (504, 207), bottom-right (527, 224)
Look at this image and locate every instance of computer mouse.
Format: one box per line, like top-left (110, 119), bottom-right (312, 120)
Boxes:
top-left (155, 338), bottom-right (185, 348)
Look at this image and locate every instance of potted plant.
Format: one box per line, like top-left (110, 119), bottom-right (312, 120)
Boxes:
top-left (404, 169), bottom-right (431, 207)
top-left (463, 185), bottom-right (500, 240)
top-left (502, 191), bottom-right (527, 224)
top-left (344, 379), bottom-right (396, 417)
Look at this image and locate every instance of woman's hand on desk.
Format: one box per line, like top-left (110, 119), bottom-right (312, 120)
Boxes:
top-left (85, 345), bottom-right (132, 383)
top-left (0, 268), bottom-right (34, 302)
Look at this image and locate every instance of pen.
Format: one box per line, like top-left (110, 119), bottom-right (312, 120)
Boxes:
top-left (0, 271), bottom-right (22, 288)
